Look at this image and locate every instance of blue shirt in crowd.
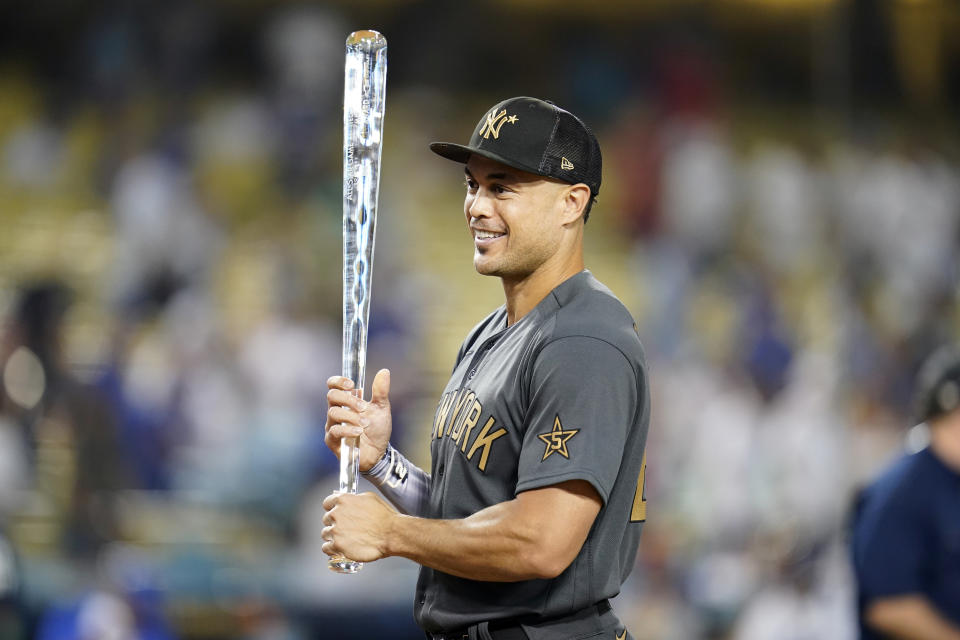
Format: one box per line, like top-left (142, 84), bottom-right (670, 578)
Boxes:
top-left (851, 446), bottom-right (960, 639)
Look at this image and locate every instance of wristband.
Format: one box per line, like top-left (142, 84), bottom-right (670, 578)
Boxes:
top-left (362, 444), bottom-right (393, 477)
top-left (362, 443), bottom-right (409, 489)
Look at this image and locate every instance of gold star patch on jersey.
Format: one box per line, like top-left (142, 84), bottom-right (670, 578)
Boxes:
top-left (537, 415), bottom-right (579, 461)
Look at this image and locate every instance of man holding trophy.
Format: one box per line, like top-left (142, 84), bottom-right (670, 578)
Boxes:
top-left (325, 31), bottom-right (649, 638)
top-left (323, 85), bottom-right (650, 640)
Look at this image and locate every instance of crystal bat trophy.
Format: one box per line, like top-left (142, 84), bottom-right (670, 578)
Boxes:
top-left (329, 30), bottom-right (387, 574)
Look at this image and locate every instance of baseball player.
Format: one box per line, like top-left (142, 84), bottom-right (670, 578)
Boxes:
top-left (323, 97), bottom-right (650, 640)
top-left (851, 345), bottom-right (960, 640)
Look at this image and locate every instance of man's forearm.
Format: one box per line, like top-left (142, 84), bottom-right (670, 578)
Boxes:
top-left (386, 502), bottom-right (559, 581)
top-left (383, 481), bottom-right (600, 582)
top-left (866, 596), bottom-right (960, 640)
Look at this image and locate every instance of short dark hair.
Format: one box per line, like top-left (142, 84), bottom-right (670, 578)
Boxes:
top-left (583, 194), bottom-right (596, 223)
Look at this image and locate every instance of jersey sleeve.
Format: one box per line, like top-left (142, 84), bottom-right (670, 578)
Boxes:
top-left (853, 488), bottom-right (927, 600)
top-left (515, 336), bottom-right (639, 504)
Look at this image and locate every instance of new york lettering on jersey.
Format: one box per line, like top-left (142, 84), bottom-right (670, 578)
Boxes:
top-left (432, 386), bottom-right (507, 472)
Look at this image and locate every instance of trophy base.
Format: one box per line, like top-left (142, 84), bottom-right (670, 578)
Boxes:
top-left (328, 556), bottom-right (363, 574)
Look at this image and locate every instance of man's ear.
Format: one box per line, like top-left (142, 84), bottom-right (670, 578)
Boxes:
top-left (560, 183), bottom-right (591, 225)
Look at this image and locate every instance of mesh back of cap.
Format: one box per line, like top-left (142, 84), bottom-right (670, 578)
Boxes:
top-left (542, 111), bottom-right (602, 197)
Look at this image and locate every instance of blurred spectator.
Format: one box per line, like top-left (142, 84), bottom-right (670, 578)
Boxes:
top-left (851, 345), bottom-right (960, 639)
top-left (109, 137), bottom-right (221, 313)
top-left (659, 116), bottom-right (737, 261)
top-left (262, 5), bottom-right (343, 198)
top-left (0, 532), bottom-right (23, 639)
top-left (2, 113), bottom-right (65, 191)
top-left (0, 401), bottom-right (30, 519)
top-left (236, 254), bottom-right (340, 525)
top-left (0, 281), bottom-right (130, 559)
top-left (743, 143), bottom-right (826, 276)
top-left (37, 589), bottom-right (173, 640)
top-left (162, 292), bottom-right (249, 506)
top-left (734, 540), bottom-right (854, 640)
top-left (36, 545), bottom-right (174, 640)
top-left (834, 142), bottom-right (960, 339)
top-left (610, 105), bottom-right (664, 239)
top-left (95, 318), bottom-right (179, 492)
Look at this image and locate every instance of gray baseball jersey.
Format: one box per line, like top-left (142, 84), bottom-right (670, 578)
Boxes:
top-left (414, 270), bottom-right (650, 633)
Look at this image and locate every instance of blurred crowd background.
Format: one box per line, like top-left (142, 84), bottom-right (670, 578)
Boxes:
top-left (0, 0), bottom-right (958, 638)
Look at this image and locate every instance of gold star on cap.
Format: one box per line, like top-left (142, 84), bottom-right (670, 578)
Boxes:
top-left (506, 114), bottom-right (518, 124)
top-left (537, 415), bottom-right (580, 461)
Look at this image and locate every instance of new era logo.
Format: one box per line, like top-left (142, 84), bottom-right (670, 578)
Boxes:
top-left (561, 157), bottom-right (574, 170)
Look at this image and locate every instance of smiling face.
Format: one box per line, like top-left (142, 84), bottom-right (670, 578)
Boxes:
top-left (464, 155), bottom-right (582, 284)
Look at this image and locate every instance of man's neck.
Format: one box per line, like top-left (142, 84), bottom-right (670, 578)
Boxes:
top-left (501, 256), bottom-right (585, 326)
top-left (929, 414), bottom-right (960, 474)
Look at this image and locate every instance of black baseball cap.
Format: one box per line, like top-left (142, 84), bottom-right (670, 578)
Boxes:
top-left (913, 345), bottom-right (960, 424)
top-left (430, 96), bottom-right (602, 199)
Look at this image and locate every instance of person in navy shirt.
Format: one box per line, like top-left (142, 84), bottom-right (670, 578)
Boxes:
top-left (851, 345), bottom-right (960, 640)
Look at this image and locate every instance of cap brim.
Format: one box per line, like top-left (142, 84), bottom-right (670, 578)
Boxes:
top-left (429, 142), bottom-right (473, 164)
top-left (429, 142), bottom-right (542, 176)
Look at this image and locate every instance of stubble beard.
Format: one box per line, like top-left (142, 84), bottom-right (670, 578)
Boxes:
top-left (473, 241), bottom-right (552, 282)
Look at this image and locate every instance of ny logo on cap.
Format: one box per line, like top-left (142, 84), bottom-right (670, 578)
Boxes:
top-left (479, 108), bottom-right (518, 140)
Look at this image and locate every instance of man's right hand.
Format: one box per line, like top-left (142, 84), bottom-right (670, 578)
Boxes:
top-left (324, 368), bottom-right (392, 472)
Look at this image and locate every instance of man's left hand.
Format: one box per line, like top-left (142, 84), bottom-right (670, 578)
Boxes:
top-left (322, 492), bottom-right (396, 563)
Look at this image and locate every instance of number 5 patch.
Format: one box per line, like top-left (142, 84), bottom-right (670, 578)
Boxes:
top-left (537, 415), bottom-right (579, 461)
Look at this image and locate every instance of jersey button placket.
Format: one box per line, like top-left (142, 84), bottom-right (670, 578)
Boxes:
top-left (464, 338), bottom-right (497, 383)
